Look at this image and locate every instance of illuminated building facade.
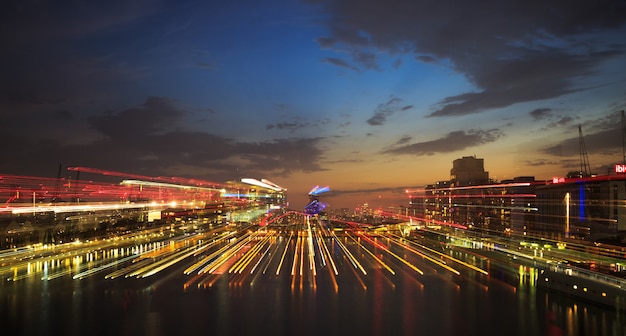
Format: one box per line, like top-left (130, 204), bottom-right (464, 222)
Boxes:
top-left (504, 176), bottom-right (537, 236)
top-left (534, 173), bottom-right (626, 240)
top-left (414, 181), bottom-right (451, 225)
top-left (409, 156), bottom-right (626, 240)
top-left (411, 158), bottom-right (626, 242)
top-left (449, 156), bottom-right (492, 227)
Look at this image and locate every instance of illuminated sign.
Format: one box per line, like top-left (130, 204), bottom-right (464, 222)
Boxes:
top-left (616, 164), bottom-right (626, 173)
top-left (552, 177), bottom-right (565, 183)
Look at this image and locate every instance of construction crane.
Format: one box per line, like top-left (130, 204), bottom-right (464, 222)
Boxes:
top-left (579, 125), bottom-right (592, 177)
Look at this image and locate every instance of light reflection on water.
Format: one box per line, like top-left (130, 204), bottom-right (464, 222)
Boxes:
top-left (1, 255), bottom-right (625, 335)
top-left (2, 273), bottom-right (625, 336)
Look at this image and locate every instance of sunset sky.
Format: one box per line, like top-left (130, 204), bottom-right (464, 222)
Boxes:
top-left (1, 0), bottom-right (625, 210)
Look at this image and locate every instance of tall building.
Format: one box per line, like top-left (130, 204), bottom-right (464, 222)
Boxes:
top-left (503, 176), bottom-right (537, 236)
top-left (448, 156), bottom-right (490, 226)
top-left (534, 174), bottom-right (626, 240)
top-left (413, 181), bottom-right (451, 225)
top-left (450, 156), bottom-right (489, 186)
top-left (407, 157), bottom-right (626, 245)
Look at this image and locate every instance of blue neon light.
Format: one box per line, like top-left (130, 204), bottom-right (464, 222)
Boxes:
top-left (579, 184), bottom-right (586, 220)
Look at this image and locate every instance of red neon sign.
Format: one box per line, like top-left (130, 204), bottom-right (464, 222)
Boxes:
top-left (552, 177), bottom-right (565, 183)
top-left (616, 164), bottom-right (626, 173)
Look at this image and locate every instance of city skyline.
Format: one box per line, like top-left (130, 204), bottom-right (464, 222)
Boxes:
top-left (2, 1), bottom-right (626, 210)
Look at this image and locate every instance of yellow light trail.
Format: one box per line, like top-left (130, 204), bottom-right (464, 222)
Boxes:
top-left (331, 232), bottom-right (367, 275)
top-left (291, 234), bottom-right (302, 289)
top-left (105, 259), bottom-right (153, 279)
top-left (316, 228), bottom-right (338, 275)
top-left (388, 233), bottom-right (489, 276)
top-left (184, 255), bottom-right (212, 275)
top-left (229, 243), bottom-right (256, 274)
top-left (345, 256), bottom-right (367, 292)
top-left (380, 233), bottom-right (459, 275)
top-left (191, 230), bottom-right (236, 256)
top-left (291, 233), bottom-right (301, 276)
top-left (184, 233), bottom-right (250, 275)
top-left (198, 233), bottom-right (255, 274)
top-left (327, 261), bottom-right (339, 293)
top-left (260, 235), bottom-right (279, 275)
top-left (73, 253), bottom-right (140, 280)
top-left (315, 230), bottom-right (326, 268)
top-left (250, 243), bottom-right (272, 274)
top-left (8, 201), bottom-right (172, 214)
top-left (275, 231), bottom-right (293, 276)
top-left (139, 242), bottom-right (212, 278)
top-left (306, 217), bottom-right (316, 277)
top-left (310, 218), bottom-right (327, 268)
top-left (230, 236), bottom-right (270, 274)
top-left (174, 232), bottom-right (238, 275)
top-left (377, 240), bottom-right (424, 275)
top-left (204, 244), bottom-right (244, 274)
top-left (443, 232), bottom-right (543, 264)
top-left (346, 232), bottom-right (395, 275)
top-left (183, 271), bottom-right (205, 290)
top-left (299, 232), bottom-right (305, 276)
top-left (211, 233), bottom-right (259, 273)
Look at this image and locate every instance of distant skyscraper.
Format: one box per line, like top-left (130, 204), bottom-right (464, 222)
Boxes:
top-left (450, 156), bottom-right (489, 186)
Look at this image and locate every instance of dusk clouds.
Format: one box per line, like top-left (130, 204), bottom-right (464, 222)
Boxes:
top-left (1, 0), bottom-right (625, 208)
top-left (367, 97), bottom-right (412, 126)
top-left (384, 129), bottom-right (504, 156)
top-left (0, 97), bottom-right (325, 180)
top-left (313, 0), bottom-right (626, 117)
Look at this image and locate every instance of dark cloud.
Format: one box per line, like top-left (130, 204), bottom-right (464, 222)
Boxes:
top-left (274, 103), bottom-right (290, 111)
top-left (337, 121), bottom-right (351, 128)
top-left (383, 129), bottom-right (504, 155)
top-left (541, 124), bottom-right (622, 160)
top-left (426, 50), bottom-right (621, 117)
top-left (266, 121), bottom-right (309, 133)
top-left (525, 158), bottom-right (580, 172)
top-left (589, 108), bottom-right (626, 131)
top-left (316, 37), bottom-right (337, 49)
top-left (0, 97), bottom-right (326, 180)
top-left (524, 159), bottom-right (564, 167)
top-left (234, 138), bottom-right (326, 174)
top-left (197, 61), bottom-right (217, 70)
top-left (530, 108), bottom-right (552, 120)
top-left (53, 110), bottom-right (74, 120)
top-left (534, 110), bottom-right (578, 131)
top-left (0, 1), bottom-right (156, 45)
top-left (323, 158), bottom-right (364, 164)
top-left (321, 57), bottom-right (359, 71)
top-left (416, 55), bottom-right (435, 63)
top-left (366, 97), bottom-right (406, 126)
top-left (89, 97), bottom-right (184, 138)
top-left (312, 0), bottom-right (626, 117)
top-left (546, 116), bottom-right (575, 129)
top-left (395, 136), bottom-right (412, 145)
top-left (0, 0), bottom-right (156, 111)
top-left (352, 50), bottom-right (380, 70)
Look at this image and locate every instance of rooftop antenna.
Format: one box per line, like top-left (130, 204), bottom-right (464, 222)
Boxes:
top-left (578, 125), bottom-right (591, 177)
